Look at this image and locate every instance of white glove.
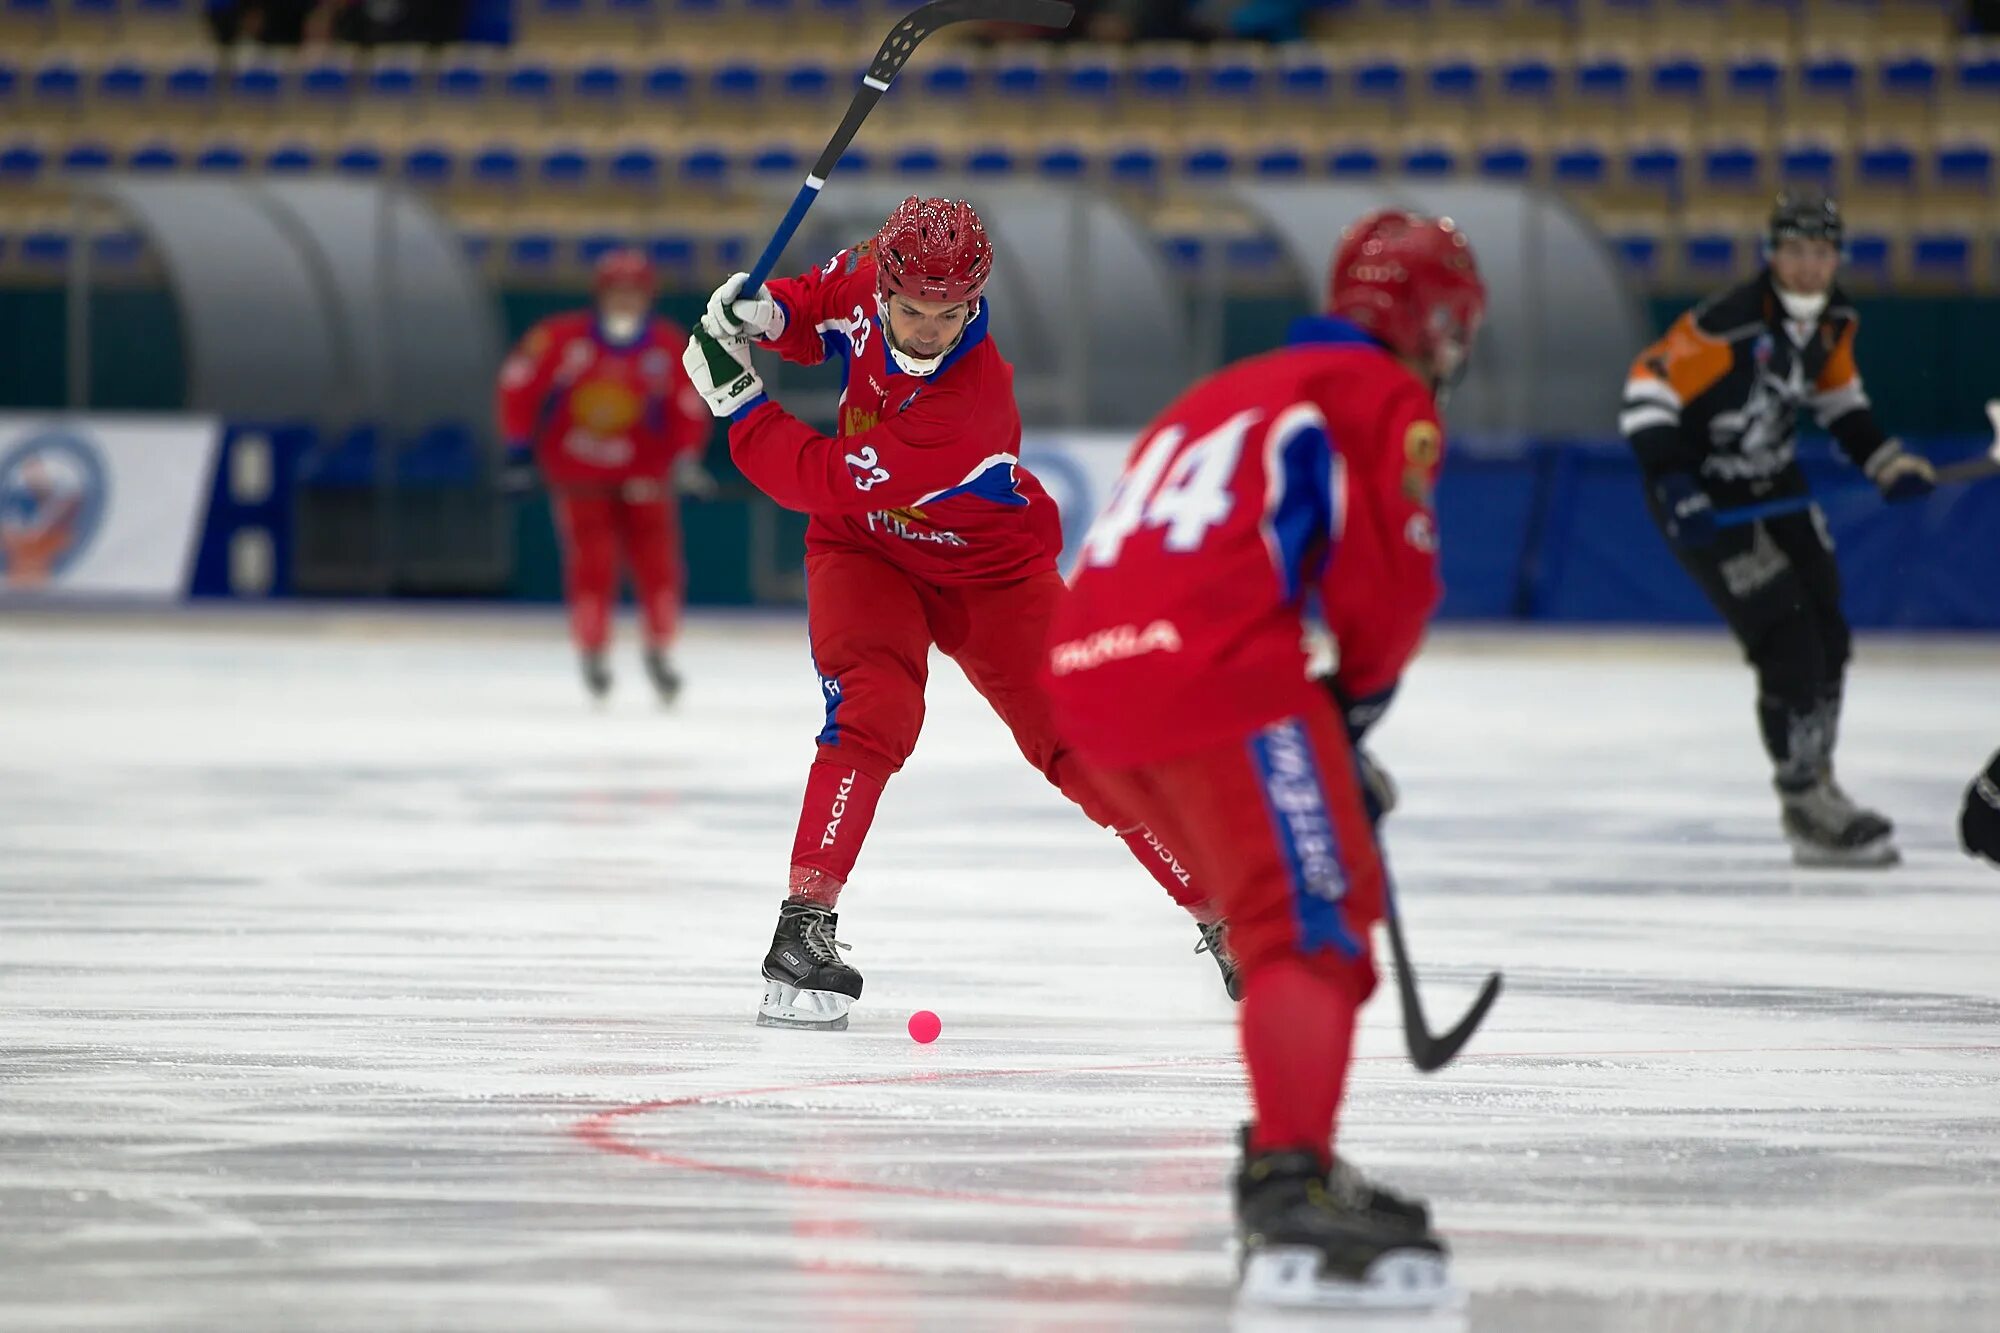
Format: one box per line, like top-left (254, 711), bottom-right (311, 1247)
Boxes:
top-left (672, 452), bottom-right (720, 498)
top-left (705, 272), bottom-right (786, 342)
top-left (682, 321), bottom-right (766, 419)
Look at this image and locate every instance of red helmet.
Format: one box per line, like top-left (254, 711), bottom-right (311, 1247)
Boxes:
top-left (593, 248), bottom-right (657, 295)
top-left (1327, 211), bottom-right (1486, 380)
top-left (873, 196), bottom-right (993, 305)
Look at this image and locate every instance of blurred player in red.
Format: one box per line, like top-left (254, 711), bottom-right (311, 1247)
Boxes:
top-left (682, 196), bottom-right (1224, 1030)
top-left (1044, 212), bottom-right (1486, 1312)
top-left (497, 250), bottom-right (714, 703)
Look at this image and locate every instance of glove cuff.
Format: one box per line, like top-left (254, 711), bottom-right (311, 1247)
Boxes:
top-left (729, 392), bottom-right (770, 423)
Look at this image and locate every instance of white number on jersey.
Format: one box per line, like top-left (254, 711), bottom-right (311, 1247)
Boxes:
top-left (1080, 409), bottom-right (1260, 568)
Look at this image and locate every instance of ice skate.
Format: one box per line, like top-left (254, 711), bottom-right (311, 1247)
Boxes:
top-left (580, 650), bottom-right (612, 701)
top-left (643, 647), bottom-right (682, 707)
top-left (758, 898), bottom-right (863, 1031)
top-left (1234, 1133), bottom-right (1457, 1314)
top-left (1781, 776), bottom-right (1898, 868)
top-left (1195, 920), bottom-right (1244, 1002)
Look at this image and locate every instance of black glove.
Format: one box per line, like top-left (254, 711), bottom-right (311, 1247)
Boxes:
top-left (1322, 678), bottom-right (1396, 745)
top-left (1963, 750), bottom-right (2000, 869)
top-left (1355, 748), bottom-right (1397, 827)
top-left (1652, 471), bottom-right (1718, 549)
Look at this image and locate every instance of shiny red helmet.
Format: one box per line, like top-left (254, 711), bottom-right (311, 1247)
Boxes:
top-left (1327, 211), bottom-right (1486, 382)
top-left (593, 248), bottom-right (657, 295)
top-left (873, 196), bottom-right (993, 305)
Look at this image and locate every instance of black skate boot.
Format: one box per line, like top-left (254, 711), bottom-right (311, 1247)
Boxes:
top-left (1195, 921), bottom-right (1244, 1002)
top-left (580, 650), bottom-right (611, 701)
top-left (1780, 775), bottom-right (1898, 868)
top-left (758, 897), bottom-right (863, 1031)
top-left (1234, 1129), bottom-right (1454, 1312)
top-left (643, 647), bottom-right (682, 706)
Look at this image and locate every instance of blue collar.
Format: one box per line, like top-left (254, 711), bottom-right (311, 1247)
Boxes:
top-left (1286, 314), bottom-right (1386, 350)
top-left (881, 299), bottom-right (991, 379)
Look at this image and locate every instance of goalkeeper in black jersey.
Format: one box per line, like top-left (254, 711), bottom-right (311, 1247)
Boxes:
top-left (1620, 190), bottom-right (1936, 867)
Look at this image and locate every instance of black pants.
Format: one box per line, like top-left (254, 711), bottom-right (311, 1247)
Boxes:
top-left (1644, 487), bottom-right (1850, 791)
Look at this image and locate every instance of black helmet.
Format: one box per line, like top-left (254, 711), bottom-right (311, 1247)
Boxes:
top-left (1767, 188), bottom-right (1843, 252)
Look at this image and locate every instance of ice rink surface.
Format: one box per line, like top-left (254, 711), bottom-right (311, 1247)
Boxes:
top-left (3, 608), bottom-right (1997, 1333)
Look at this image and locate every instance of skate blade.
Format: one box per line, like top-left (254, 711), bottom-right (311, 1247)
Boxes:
top-left (1237, 1247), bottom-right (1461, 1316)
top-left (757, 978), bottom-right (853, 1031)
top-left (1787, 834), bottom-right (1901, 868)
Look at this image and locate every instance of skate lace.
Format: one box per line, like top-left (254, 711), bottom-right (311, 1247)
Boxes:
top-left (1193, 922), bottom-right (1230, 959)
top-left (798, 913), bottom-right (852, 967)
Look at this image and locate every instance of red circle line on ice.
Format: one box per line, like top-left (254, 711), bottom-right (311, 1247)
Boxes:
top-left (570, 1042), bottom-right (2000, 1216)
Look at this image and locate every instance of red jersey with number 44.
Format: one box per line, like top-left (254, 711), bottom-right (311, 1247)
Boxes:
top-left (727, 247), bottom-right (1061, 585)
top-left (1044, 316), bottom-right (1447, 769)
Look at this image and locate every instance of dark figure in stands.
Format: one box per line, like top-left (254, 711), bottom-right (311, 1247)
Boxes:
top-left (1619, 190), bottom-right (1936, 868)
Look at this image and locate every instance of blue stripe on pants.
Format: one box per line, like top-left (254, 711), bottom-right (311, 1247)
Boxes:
top-left (1247, 716), bottom-right (1363, 959)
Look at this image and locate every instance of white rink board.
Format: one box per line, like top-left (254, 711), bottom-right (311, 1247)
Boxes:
top-left (1, 610), bottom-right (1997, 1333)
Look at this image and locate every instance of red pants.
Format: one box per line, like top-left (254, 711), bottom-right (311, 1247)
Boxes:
top-left (1093, 699), bottom-right (1384, 1160)
top-left (551, 487), bottom-right (683, 654)
top-left (789, 549), bottom-right (1204, 913)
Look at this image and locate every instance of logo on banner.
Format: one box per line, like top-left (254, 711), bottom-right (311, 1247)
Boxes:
top-left (0, 429), bottom-right (108, 587)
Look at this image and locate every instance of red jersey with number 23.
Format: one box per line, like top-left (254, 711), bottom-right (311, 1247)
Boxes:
top-left (1045, 316), bottom-right (1447, 769)
top-left (727, 247), bottom-right (1061, 585)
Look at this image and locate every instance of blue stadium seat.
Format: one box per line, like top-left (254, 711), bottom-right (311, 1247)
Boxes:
top-left (1108, 142), bottom-right (1161, 188)
top-left (1402, 141), bottom-right (1460, 178)
top-left (1878, 53), bottom-right (1939, 101)
top-left (1800, 51), bottom-right (1860, 103)
top-left (1181, 142), bottom-right (1235, 181)
top-left (1574, 51), bottom-right (1633, 107)
top-left (334, 142), bottom-right (387, 178)
top-left (1725, 50), bottom-right (1783, 103)
top-left (163, 57), bottom-right (219, 110)
top-left (68, 0), bottom-right (118, 23)
top-left (31, 56), bottom-right (84, 110)
top-left (1033, 143), bottom-right (1087, 181)
top-left (132, 0), bottom-right (186, 21)
top-left (576, 231), bottom-right (634, 269)
top-left (0, 58), bottom-right (18, 107)
top-left (20, 226), bottom-right (71, 269)
top-left (1649, 53), bottom-right (1706, 102)
top-left (1207, 51), bottom-right (1264, 104)
top-left (965, 142), bottom-right (1018, 177)
top-left (1934, 140), bottom-right (1995, 194)
top-left (1277, 50), bottom-right (1332, 105)
top-left (470, 142), bottom-right (523, 190)
top-left (1063, 51), bottom-right (1118, 105)
top-left (459, 228), bottom-right (492, 265)
top-left (436, 57), bottom-right (492, 109)
top-left (366, 60), bottom-right (422, 105)
top-left (1552, 141), bottom-right (1610, 189)
top-left (1845, 230), bottom-right (1891, 284)
top-left (605, 0), bottom-right (657, 22)
top-left (1132, 50), bottom-right (1191, 108)
top-left (193, 140), bottom-right (249, 175)
top-left (402, 142), bottom-right (454, 188)
top-left (713, 233), bottom-right (748, 272)
top-left (230, 60), bottom-right (286, 109)
top-left (504, 61), bottom-right (556, 112)
top-left (1158, 232), bottom-right (1206, 273)
top-left (1681, 229), bottom-right (1740, 279)
top-left (744, 0), bottom-right (792, 19)
top-left (639, 60), bottom-right (690, 111)
top-left (93, 229), bottom-right (144, 269)
top-left (1610, 228), bottom-right (1662, 280)
top-left (1325, 143), bottom-right (1379, 180)
top-left (745, 142), bottom-right (800, 177)
top-left (710, 61), bottom-right (762, 103)
top-left (507, 229), bottom-right (559, 274)
top-left (1957, 50), bottom-right (2000, 101)
top-left (680, 143), bottom-right (730, 185)
top-left (993, 53), bottom-right (1046, 103)
top-left (264, 141), bottom-right (318, 175)
top-left (1625, 140), bottom-right (1684, 198)
top-left (890, 142), bottom-right (942, 176)
top-left (608, 143), bottom-right (662, 189)
top-left (1855, 140), bottom-right (1917, 192)
top-left (1476, 141), bottom-right (1533, 181)
top-left (5, 0), bottom-right (53, 29)
top-left (573, 61), bottom-right (625, 109)
top-left (537, 143), bottom-right (590, 190)
top-left (127, 140), bottom-right (181, 173)
top-left (920, 55), bottom-right (973, 103)
top-left (97, 60), bottom-right (150, 107)
top-left (59, 140), bottom-right (114, 176)
top-left (1224, 233), bottom-right (1284, 274)
top-left (1910, 229), bottom-right (1972, 286)
top-left (782, 58), bottom-right (833, 104)
top-left (835, 144), bottom-right (873, 175)
top-left (0, 140), bottom-right (48, 189)
top-left (1250, 143), bottom-right (1305, 179)
top-left (1501, 54), bottom-right (1557, 103)
top-left (1426, 56), bottom-right (1483, 109)
top-left (1700, 141), bottom-right (1764, 191)
top-left (1350, 56), bottom-right (1407, 107)
top-left (1778, 140), bottom-right (1839, 188)
top-left (299, 57), bottom-right (354, 108)
top-left (644, 232), bottom-right (696, 277)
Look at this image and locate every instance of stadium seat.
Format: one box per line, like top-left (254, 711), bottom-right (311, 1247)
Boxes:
top-left (58, 138), bottom-right (114, 178)
top-left (1424, 55), bottom-right (1484, 127)
top-left (297, 54), bottom-right (356, 122)
top-left (507, 226), bottom-right (561, 274)
top-left (468, 141), bottom-right (524, 195)
top-left (1061, 48), bottom-right (1120, 115)
top-left (1032, 142), bottom-right (1087, 181)
top-left (569, 59), bottom-right (627, 125)
top-left (502, 59), bottom-right (556, 122)
top-left (162, 55), bottom-right (220, 121)
top-left (1572, 49), bottom-right (1634, 111)
top-left (1551, 138), bottom-right (1611, 196)
top-left (918, 54), bottom-right (973, 109)
top-left (1695, 139), bottom-right (1767, 200)
top-left (781, 56), bottom-right (835, 110)
top-left (1474, 138), bottom-right (1535, 182)
top-left (19, 225), bottom-right (71, 269)
top-left (607, 141), bottom-right (662, 194)
top-left (29, 54), bottom-right (83, 120)
top-left (96, 58), bottom-right (149, 112)
top-left (1324, 141), bottom-right (1381, 181)
top-left (1844, 228), bottom-right (1892, 286)
top-left (1400, 140), bottom-right (1460, 179)
top-left (889, 141), bottom-right (943, 177)
top-left (192, 139), bottom-right (249, 176)
top-left (227, 58), bottom-right (285, 115)
top-left (1932, 137), bottom-right (1996, 200)
top-left (1493, 53), bottom-right (1557, 131)
top-left (1607, 224), bottom-right (1664, 281)
top-left (745, 141), bottom-right (801, 178)
top-left (637, 60), bottom-right (690, 119)
top-left (126, 139), bottom-right (180, 174)
top-left (1945, 47), bottom-right (2000, 127)
top-left (1777, 137), bottom-right (1842, 191)
top-left (1679, 226), bottom-right (1742, 282)
top-left (1796, 48), bottom-right (1862, 129)
top-left (965, 141), bottom-right (1019, 178)
top-left (402, 141), bottom-right (455, 190)
top-left (264, 140), bottom-right (320, 175)
top-left (643, 231), bottom-right (696, 282)
top-left (1205, 46), bottom-right (1267, 123)
top-left (1643, 52), bottom-right (1706, 131)
top-left (333, 141), bottom-right (387, 179)
top-left (1180, 141), bottom-right (1236, 182)
top-left (1621, 137), bottom-right (1685, 204)
top-left (1909, 226), bottom-right (1976, 288)
top-left (1853, 138), bottom-right (1918, 196)
top-left (575, 231), bottom-right (635, 270)
top-left (680, 143), bottom-right (730, 186)
top-left (1130, 46), bottom-right (1192, 115)
top-left (1108, 141), bottom-right (1162, 189)
top-left (1275, 48), bottom-right (1333, 125)
top-left (436, 54), bottom-right (494, 124)
top-left (0, 138), bottom-right (49, 192)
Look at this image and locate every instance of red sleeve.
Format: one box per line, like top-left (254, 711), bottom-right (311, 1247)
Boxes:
top-left (496, 318), bottom-right (562, 446)
top-left (1318, 385), bottom-right (1445, 702)
top-left (760, 249), bottom-right (872, 368)
top-left (728, 361), bottom-right (1016, 516)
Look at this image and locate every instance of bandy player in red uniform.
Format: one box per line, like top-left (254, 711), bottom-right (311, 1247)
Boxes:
top-left (681, 196), bottom-right (1223, 1030)
top-left (1045, 212), bottom-right (1487, 1311)
top-left (497, 250), bottom-right (713, 703)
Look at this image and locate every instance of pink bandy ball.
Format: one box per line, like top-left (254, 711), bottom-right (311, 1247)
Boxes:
top-left (907, 1010), bottom-right (942, 1044)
